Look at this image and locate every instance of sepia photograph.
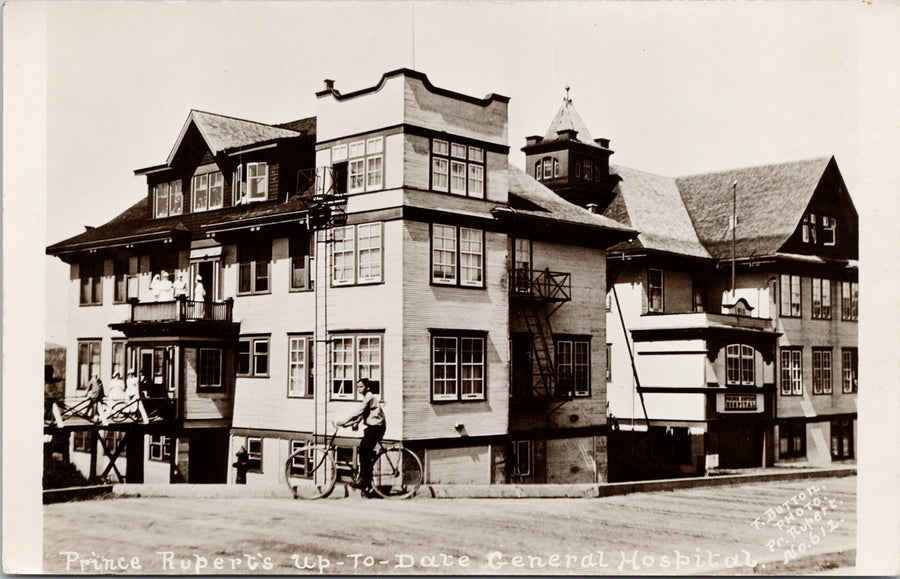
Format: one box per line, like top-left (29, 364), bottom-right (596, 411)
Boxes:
top-left (3, 1), bottom-right (898, 575)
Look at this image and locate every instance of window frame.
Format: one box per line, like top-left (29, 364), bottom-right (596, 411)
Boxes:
top-left (431, 331), bottom-right (487, 403)
top-left (79, 261), bottom-right (104, 306)
top-left (149, 435), bottom-right (173, 462)
top-left (555, 337), bottom-right (591, 397)
top-left (811, 278), bottom-right (832, 320)
top-left (330, 223), bottom-right (383, 287)
top-left (841, 281), bottom-right (858, 321)
top-left (246, 436), bottom-right (263, 473)
top-left (290, 234), bottom-right (314, 291)
top-left (154, 182), bottom-right (169, 218)
top-left (779, 421), bottom-right (806, 459)
top-left (648, 268), bottom-right (664, 313)
top-left (726, 344), bottom-right (755, 386)
top-left (246, 162), bottom-right (269, 201)
top-left (237, 240), bottom-right (272, 296)
top-left (431, 138), bottom-right (486, 198)
top-left (288, 334), bottom-right (314, 398)
top-left (73, 431), bottom-right (92, 453)
top-left (841, 348), bottom-right (858, 393)
top-left (237, 336), bottom-right (269, 378)
top-left (329, 333), bottom-right (383, 401)
top-left (822, 215), bottom-right (837, 246)
top-left (780, 274), bottom-right (802, 318)
top-left (111, 339), bottom-right (126, 379)
top-left (198, 348), bottom-right (224, 391)
top-left (510, 440), bottom-right (532, 477)
top-left (780, 347), bottom-right (803, 396)
top-left (606, 343), bottom-right (612, 382)
top-left (77, 340), bottom-right (101, 391)
top-left (430, 224), bottom-right (485, 289)
top-left (812, 348), bottom-right (833, 395)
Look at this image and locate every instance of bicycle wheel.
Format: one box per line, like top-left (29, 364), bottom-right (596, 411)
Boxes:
top-left (371, 447), bottom-right (423, 499)
top-left (285, 445), bottom-right (337, 500)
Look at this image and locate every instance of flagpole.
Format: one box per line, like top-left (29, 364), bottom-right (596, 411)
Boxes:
top-left (732, 180), bottom-right (737, 294)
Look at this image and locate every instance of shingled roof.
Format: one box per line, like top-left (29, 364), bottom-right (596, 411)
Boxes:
top-left (604, 165), bottom-right (711, 259)
top-left (677, 157), bottom-right (832, 260)
top-left (166, 110), bottom-right (305, 165)
top-left (541, 97), bottom-right (597, 145)
top-left (506, 166), bottom-right (635, 233)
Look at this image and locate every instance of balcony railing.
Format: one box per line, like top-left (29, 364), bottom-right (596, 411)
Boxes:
top-left (509, 268), bottom-right (572, 302)
top-left (129, 297), bottom-right (234, 323)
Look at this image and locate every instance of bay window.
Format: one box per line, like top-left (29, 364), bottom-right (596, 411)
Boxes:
top-left (726, 344), bottom-right (755, 386)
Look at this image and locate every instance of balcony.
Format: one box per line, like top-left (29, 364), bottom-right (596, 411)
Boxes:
top-left (509, 268), bottom-right (571, 303)
top-left (129, 297), bottom-right (233, 323)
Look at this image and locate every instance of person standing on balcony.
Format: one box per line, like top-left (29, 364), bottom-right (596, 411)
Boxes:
top-left (150, 274), bottom-right (161, 301)
top-left (335, 378), bottom-right (385, 497)
top-left (173, 273), bottom-right (188, 298)
top-left (194, 276), bottom-right (206, 318)
top-left (158, 271), bottom-right (174, 301)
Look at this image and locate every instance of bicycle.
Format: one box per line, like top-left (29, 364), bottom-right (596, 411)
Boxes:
top-left (284, 423), bottom-right (423, 500)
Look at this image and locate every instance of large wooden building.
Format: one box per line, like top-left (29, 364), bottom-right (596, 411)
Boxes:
top-left (46, 70), bottom-right (634, 486)
top-left (521, 97), bottom-right (858, 480)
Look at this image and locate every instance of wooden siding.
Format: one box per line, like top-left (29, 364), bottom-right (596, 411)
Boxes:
top-left (403, 76), bottom-right (507, 146)
top-left (182, 347), bottom-right (233, 420)
top-left (385, 133), bottom-right (404, 190)
top-left (316, 75), bottom-right (406, 143)
top-left (424, 446), bottom-right (491, 484)
top-left (403, 134), bottom-right (430, 191)
top-left (401, 221), bottom-right (509, 440)
top-left (545, 437), bottom-right (599, 484)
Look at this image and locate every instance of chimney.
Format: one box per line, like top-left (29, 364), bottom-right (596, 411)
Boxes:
top-left (323, 79), bottom-right (335, 91)
top-left (586, 204), bottom-right (598, 214)
top-left (595, 138), bottom-right (611, 149)
top-left (557, 128), bottom-right (579, 141)
top-left (524, 135), bottom-right (542, 147)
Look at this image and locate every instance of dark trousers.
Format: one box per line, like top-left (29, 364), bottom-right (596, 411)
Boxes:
top-left (359, 424), bottom-right (386, 488)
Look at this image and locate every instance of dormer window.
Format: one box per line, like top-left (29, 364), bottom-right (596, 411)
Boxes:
top-left (153, 180), bottom-right (182, 218)
top-left (233, 162), bottom-right (268, 205)
top-left (822, 216), bottom-right (837, 246)
top-left (802, 212), bottom-right (817, 243)
top-left (193, 171), bottom-right (224, 212)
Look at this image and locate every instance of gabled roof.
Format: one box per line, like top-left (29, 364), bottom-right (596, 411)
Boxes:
top-left (604, 165), bottom-right (711, 259)
top-left (677, 157), bottom-right (832, 260)
top-left (542, 97), bottom-right (596, 144)
top-left (165, 110), bottom-right (306, 165)
top-left (505, 166), bottom-right (635, 233)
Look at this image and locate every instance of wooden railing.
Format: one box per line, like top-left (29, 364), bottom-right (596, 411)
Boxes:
top-left (130, 297), bottom-right (233, 323)
top-left (509, 268), bottom-right (572, 302)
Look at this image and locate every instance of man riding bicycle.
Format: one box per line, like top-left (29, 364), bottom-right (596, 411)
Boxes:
top-left (335, 378), bottom-right (385, 497)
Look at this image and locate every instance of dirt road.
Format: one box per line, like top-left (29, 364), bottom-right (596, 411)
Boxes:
top-left (44, 476), bottom-right (855, 575)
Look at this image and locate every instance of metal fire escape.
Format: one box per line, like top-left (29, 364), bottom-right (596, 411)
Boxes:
top-left (509, 267), bottom-right (572, 403)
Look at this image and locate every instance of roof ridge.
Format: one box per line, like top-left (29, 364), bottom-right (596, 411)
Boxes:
top-left (189, 109), bottom-right (303, 133)
top-left (611, 164), bottom-right (676, 180)
top-left (675, 156), bottom-right (832, 180)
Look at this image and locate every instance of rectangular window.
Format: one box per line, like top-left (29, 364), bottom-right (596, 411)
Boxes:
top-left (431, 138), bottom-right (486, 197)
top-left (648, 268), bottom-right (663, 313)
top-left (104, 430), bottom-right (127, 458)
top-left (246, 163), bottom-right (268, 200)
top-left (77, 340), bottom-right (101, 390)
top-left (778, 422), bottom-right (806, 459)
top-left (111, 340), bottom-right (125, 379)
top-left (199, 348), bottom-right (223, 390)
top-left (331, 224), bottom-right (382, 286)
top-left (812, 348), bottom-right (832, 395)
top-left (154, 183), bottom-right (169, 218)
top-left (330, 334), bottom-right (382, 400)
top-left (193, 174), bottom-right (209, 212)
top-left (780, 274), bottom-right (802, 318)
top-left (246, 437), bottom-right (262, 472)
top-left (780, 348), bottom-right (803, 396)
top-left (168, 180), bottom-right (183, 215)
top-left (113, 259), bottom-right (128, 303)
top-left (822, 216), bottom-right (837, 246)
top-left (842, 348), bottom-right (858, 393)
top-left (431, 225), bottom-right (484, 288)
top-left (288, 336), bottom-right (314, 398)
top-left (726, 344), bottom-right (755, 386)
top-left (583, 159), bottom-right (592, 180)
top-left (349, 158), bottom-right (365, 193)
top-left (841, 281), bottom-right (858, 321)
top-left (208, 172), bottom-right (224, 209)
top-left (238, 241), bottom-right (272, 295)
top-left (332, 144), bottom-right (348, 162)
top-left (510, 440), bottom-right (531, 477)
top-left (79, 261), bottom-right (103, 305)
top-left (606, 343), bottom-right (612, 382)
top-left (556, 338), bottom-right (591, 397)
top-left (73, 431), bottom-right (92, 453)
top-left (289, 440), bottom-right (314, 477)
top-left (290, 235), bottom-right (314, 291)
top-left (237, 337), bottom-right (268, 377)
top-left (831, 419), bottom-right (853, 460)
top-left (812, 278), bottom-right (832, 319)
top-left (344, 137), bottom-right (383, 193)
top-left (432, 332), bottom-right (485, 402)
top-left (542, 158), bottom-right (552, 180)
top-left (149, 435), bottom-right (173, 461)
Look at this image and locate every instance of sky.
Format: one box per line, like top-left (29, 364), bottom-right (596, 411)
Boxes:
top-left (37, 1), bottom-right (868, 344)
top-left (5, 2), bottom-right (900, 572)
